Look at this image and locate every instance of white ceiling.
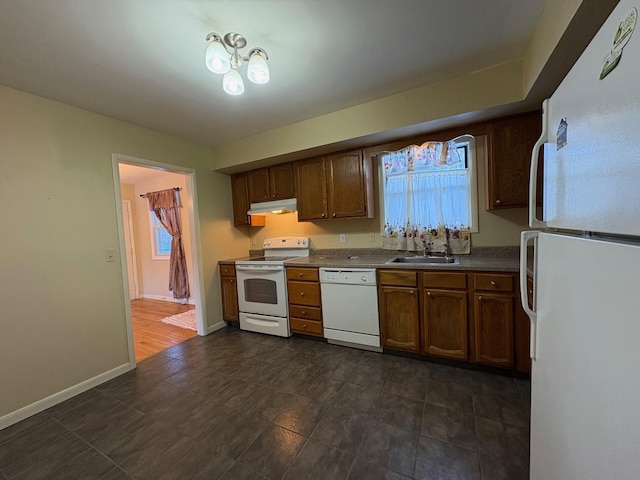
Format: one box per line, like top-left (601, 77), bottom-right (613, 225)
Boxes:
top-left (0, 0), bottom-right (547, 148)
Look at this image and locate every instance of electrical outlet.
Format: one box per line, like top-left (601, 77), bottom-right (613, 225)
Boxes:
top-left (105, 248), bottom-right (116, 263)
top-left (368, 233), bottom-right (375, 242)
top-left (339, 233), bottom-right (346, 243)
top-left (251, 238), bottom-right (256, 246)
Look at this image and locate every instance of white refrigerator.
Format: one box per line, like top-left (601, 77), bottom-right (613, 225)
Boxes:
top-left (520, 1), bottom-right (640, 479)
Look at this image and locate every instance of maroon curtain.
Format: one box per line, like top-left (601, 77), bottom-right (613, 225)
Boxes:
top-left (146, 188), bottom-right (190, 299)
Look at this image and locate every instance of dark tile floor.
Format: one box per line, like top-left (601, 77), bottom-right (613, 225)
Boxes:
top-left (0, 327), bottom-right (531, 480)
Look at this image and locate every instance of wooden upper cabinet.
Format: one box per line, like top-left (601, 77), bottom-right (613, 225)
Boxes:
top-left (230, 173), bottom-right (265, 227)
top-left (486, 111), bottom-right (543, 210)
top-left (295, 156), bottom-right (329, 221)
top-left (248, 164), bottom-right (295, 204)
top-left (269, 163), bottom-right (295, 200)
top-left (295, 149), bottom-right (374, 222)
top-left (326, 149), bottom-right (373, 219)
top-left (248, 168), bottom-right (271, 203)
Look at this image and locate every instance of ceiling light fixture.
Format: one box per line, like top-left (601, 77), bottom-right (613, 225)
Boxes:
top-left (205, 32), bottom-right (270, 96)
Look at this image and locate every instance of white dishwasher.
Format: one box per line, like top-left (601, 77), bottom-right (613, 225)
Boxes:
top-left (319, 268), bottom-right (381, 352)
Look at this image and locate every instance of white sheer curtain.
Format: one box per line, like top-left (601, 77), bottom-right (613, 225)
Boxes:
top-left (381, 139), bottom-right (472, 253)
top-left (385, 169), bottom-right (471, 229)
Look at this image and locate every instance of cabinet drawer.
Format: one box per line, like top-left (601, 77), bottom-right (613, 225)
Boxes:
top-left (220, 264), bottom-right (236, 276)
top-left (287, 281), bottom-right (321, 306)
top-left (378, 270), bottom-right (417, 287)
top-left (423, 272), bottom-right (467, 289)
top-left (286, 267), bottom-right (319, 282)
top-left (474, 273), bottom-right (514, 292)
top-left (289, 305), bottom-right (322, 321)
top-left (290, 317), bottom-right (323, 336)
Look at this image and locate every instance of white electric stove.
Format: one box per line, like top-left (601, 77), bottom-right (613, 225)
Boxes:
top-left (235, 237), bottom-right (309, 337)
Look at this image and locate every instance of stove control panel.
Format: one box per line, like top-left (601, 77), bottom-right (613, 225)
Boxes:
top-left (263, 237), bottom-right (309, 249)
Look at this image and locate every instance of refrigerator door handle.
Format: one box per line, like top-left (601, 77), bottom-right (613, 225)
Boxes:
top-left (520, 230), bottom-right (539, 359)
top-left (529, 99), bottom-right (549, 229)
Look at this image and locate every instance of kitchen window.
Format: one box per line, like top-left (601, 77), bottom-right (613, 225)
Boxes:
top-left (149, 212), bottom-right (172, 259)
top-left (380, 135), bottom-right (478, 252)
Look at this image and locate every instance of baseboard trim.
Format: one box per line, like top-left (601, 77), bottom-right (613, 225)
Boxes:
top-left (0, 362), bottom-right (132, 431)
top-left (139, 294), bottom-right (196, 305)
top-left (207, 320), bottom-right (227, 335)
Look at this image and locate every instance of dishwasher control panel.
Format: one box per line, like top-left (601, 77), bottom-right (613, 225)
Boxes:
top-left (319, 268), bottom-right (377, 285)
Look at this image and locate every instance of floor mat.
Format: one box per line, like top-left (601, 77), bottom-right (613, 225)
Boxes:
top-left (160, 309), bottom-right (197, 331)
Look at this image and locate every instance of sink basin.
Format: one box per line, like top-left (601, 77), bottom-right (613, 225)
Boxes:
top-left (386, 255), bottom-right (459, 265)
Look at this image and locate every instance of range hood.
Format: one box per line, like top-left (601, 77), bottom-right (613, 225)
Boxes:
top-left (247, 198), bottom-right (297, 216)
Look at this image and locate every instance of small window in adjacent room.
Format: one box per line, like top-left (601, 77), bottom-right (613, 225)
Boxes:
top-left (379, 135), bottom-right (478, 253)
top-left (149, 212), bottom-right (172, 259)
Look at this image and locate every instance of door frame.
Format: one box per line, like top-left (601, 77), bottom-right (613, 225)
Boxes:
top-left (112, 153), bottom-right (207, 368)
top-left (121, 199), bottom-right (140, 300)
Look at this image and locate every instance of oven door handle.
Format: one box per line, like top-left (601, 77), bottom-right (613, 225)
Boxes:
top-left (235, 265), bottom-right (284, 273)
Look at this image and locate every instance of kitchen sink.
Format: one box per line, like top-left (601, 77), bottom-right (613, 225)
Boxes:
top-left (386, 255), bottom-right (459, 264)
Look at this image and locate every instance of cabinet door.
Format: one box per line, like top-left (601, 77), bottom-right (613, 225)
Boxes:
top-left (221, 276), bottom-right (239, 321)
top-left (294, 157), bottom-right (328, 221)
top-left (326, 150), bottom-right (368, 218)
top-left (379, 286), bottom-right (420, 352)
top-left (474, 293), bottom-right (514, 368)
top-left (230, 173), bottom-right (265, 227)
top-left (248, 168), bottom-right (271, 203)
top-left (231, 173), bottom-right (250, 227)
top-left (486, 112), bottom-right (542, 209)
top-left (269, 163), bottom-right (295, 200)
top-left (423, 289), bottom-right (468, 360)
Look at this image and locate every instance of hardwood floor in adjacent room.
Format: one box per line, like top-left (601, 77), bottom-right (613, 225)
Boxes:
top-left (131, 298), bottom-right (197, 362)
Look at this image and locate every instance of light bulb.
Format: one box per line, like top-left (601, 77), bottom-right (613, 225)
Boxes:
top-left (222, 68), bottom-right (245, 95)
top-left (205, 39), bottom-right (231, 74)
top-left (247, 50), bottom-right (270, 84)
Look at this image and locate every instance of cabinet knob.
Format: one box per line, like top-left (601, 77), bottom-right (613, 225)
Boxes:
top-left (495, 199), bottom-right (502, 205)
top-left (299, 272), bottom-right (304, 277)
top-left (272, 194), bottom-right (276, 198)
top-left (321, 213), bottom-right (326, 218)
top-left (410, 290), bottom-right (414, 295)
top-left (302, 324), bottom-right (307, 329)
top-left (300, 292), bottom-right (305, 297)
top-left (230, 279), bottom-right (234, 283)
top-left (479, 295), bottom-right (483, 300)
top-left (427, 291), bottom-right (431, 296)
top-left (332, 213), bottom-right (336, 217)
top-left (491, 281), bottom-right (497, 287)
top-left (301, 310), bottom-right (307, 316)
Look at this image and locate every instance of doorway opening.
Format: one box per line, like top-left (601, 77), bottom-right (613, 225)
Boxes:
top-left (112, 154), bottom-right (206, 366)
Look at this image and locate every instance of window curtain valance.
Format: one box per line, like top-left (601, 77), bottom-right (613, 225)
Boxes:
top-left (381, 140), bottom-right (471, 254)
top-left (383, 140), bottom-right (462, 175)
top-left (145, 188), bottom-right (190, 300)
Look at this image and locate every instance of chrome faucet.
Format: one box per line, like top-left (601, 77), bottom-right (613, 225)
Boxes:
top-left (423, 242), bottom-right (432, 257)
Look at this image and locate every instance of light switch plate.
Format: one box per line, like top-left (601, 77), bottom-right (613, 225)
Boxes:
top-left (339, 233), bottom-right (346, 243)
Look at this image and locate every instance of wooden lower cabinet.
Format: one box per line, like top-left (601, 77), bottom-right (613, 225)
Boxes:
top-left (286, 267), bottom-right (323, 336)
top-left (421, 272), bottom-right (468, 360)
top-left (379, 286), bottom-right (420, 352)
top-left (473, 293), bottom-right (514, 367)
top-left (471, 272), bottom-right (519, 369)
top-left (378, 268), bottom-right (529, 374)
top-left (423, 289), bottom-right (468, 360)
top-left (219, 264), bottom-right (238, 321)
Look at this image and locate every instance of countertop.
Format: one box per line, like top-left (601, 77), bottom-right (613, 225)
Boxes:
top-left (220, 247), bottom-right (522, 272)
